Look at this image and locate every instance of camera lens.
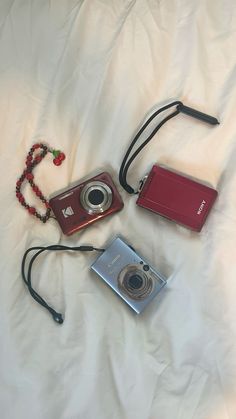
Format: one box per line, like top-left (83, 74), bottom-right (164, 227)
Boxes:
top-left (118, 265), bottom-right (154, 300)
top-left (80, 181), bottom-right (113, 214)
top-left (128, 274), bottom-right (143, 289)
top-left (88, 189), bottom-right (104, 205)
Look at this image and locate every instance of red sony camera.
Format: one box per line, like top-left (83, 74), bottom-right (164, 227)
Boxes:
top-left (136, 165), bottom-right (218, 232)
top-left (119, 101), bottom-right (219, 231)
top-left (49, 172), bottom-right (124, 235)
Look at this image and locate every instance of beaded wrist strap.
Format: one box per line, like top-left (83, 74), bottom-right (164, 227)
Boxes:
top-left (15, 143), bottom-right (65, 223)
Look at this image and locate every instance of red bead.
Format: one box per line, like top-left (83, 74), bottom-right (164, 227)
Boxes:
top-left (53, 158), bottom-right (61, 166)
top-left (36, 190), bottom-right (42, 197)
top-left (19, 196), bottom-right (25, 203)
top-left (28, 207), bottom-right (36, 214)
top-left (45, 202), bottom-right (50, 209)
top-left (26, 157), bottom-right (32, 165)
top-left (35, 155), bottom-right (42, 163)
top-left (33, 143), bottom-right (40, 150)
top-left (16, 192), bottom-right (21, 198)
top-left (26, 173), bottom-right (34, 180)
top-left (16, 180), bottom-right (21, 187)
top-left (58, 152), bottom-right (66, 161)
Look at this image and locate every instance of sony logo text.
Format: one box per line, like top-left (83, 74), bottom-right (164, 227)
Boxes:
top-left (197, 200), bottom-right (206, 215)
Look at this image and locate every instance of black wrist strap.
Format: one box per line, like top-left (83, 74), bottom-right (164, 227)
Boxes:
top-left (119, 100), bottom-right (219, 194)
top-left (21, 244), bottom-right (105, 324)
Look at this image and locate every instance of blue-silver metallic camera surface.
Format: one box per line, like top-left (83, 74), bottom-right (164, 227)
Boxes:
top-left (90, 237), bottom-right (167, 313)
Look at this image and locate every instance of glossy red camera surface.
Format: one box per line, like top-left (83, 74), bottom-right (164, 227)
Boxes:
top-left (49, 172), bottom-right (124, 235)
top-left (136, 165), bottom-right (218, 232)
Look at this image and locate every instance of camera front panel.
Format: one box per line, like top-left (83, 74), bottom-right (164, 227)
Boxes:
top-left (137, 165), bottom-right (218, 232)
top-left (49, 172), bottom-right (124, 235)
top-left (91, 237), bottom-right (166, 313)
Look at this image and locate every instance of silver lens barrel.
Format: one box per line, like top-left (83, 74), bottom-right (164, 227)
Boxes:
top-left (118, 264), bottom-right (153, 300)
top-left (80, 181), bottom-right (113, 214)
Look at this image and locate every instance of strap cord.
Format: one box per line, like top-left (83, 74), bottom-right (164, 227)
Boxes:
top-left (119, 100), bottom-right (219, 194)
top-left (21, 244), bottom-right (105, 324)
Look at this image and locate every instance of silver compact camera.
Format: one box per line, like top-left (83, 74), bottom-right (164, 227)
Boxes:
top-left (91, 237), bottom-right (167, 313)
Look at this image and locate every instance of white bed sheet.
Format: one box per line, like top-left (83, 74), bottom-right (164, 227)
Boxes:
top-left (1, 1), bottom-right (236, 418)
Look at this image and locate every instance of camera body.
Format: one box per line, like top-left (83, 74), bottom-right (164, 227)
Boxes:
top-left (91, 237), bottom-right (166, 313)
top-left (49, 172), bottom-right (124, 235)
top-left (136, 165), bottom-right (218, 232)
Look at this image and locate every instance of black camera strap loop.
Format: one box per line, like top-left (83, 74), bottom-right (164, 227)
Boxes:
top-left (119, 100), bottom-right (219, 194)
top-left (21, 244), bottom-right (105, 324)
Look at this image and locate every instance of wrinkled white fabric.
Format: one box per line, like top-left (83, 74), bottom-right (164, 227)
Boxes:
top-left (0, 1), bottom-right (236, 418)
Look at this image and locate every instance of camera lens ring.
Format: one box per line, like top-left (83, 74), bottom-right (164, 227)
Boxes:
top-left (80, 181), bottom-right (113, 214)
top-left (118, 264), bottom-right (153, 300)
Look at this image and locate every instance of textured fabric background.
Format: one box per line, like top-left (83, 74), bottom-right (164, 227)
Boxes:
top-left (0, 1), bottom-right (236, 418)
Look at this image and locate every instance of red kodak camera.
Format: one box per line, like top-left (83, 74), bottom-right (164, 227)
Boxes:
top-left (49, 172), bottom-right (124, 235)
top-left (136, 165), bottom-right (218, 232)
